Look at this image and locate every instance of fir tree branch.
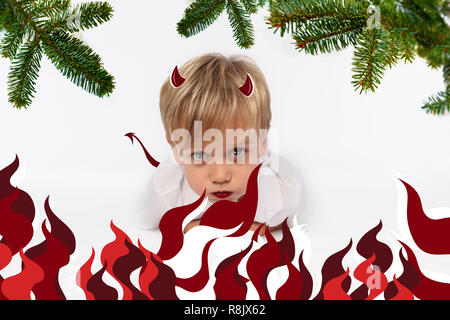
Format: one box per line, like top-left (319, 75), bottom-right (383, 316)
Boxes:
top-left (384, 29), bottom-right (402, 68)
top-left (177, 0), bottom-right (226, 38)
top-left (7, 40), bottom-right (43, 109)
top-left (293, 17), bottom-right (366, 54)
top-left (421, 90), bottom-right (450, 115)
top-left (240, 0), bottom-right (258, 13)
top-left (351, 27), bottom-right (390, 93)
top-left (1, 0), bottom-right (115, 109)
top-left (226, 0), bottom-right (254, 48)
top-left (41, 29), bottom-right (114, 97)
top-left (43, 2), bottom-right (114, 32)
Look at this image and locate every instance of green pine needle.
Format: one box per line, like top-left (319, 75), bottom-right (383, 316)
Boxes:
top-left (177, 0), bottom-right (226, 38)
top-left (44, 2), bottom-right (114, 32)
top-left (7, 40), bottom-right (43, 109)
top-left (421, 90), bottom-right (450, 115)
top-left (41, 29), bottom-right (115, 98)
top-left (351, 27), bottom-right (390, 94)
top-left (226, 0), bottom-right (254, 48)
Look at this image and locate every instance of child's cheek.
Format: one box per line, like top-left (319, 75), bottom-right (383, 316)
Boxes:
top-left (184, 165), bottom-right (209, 195)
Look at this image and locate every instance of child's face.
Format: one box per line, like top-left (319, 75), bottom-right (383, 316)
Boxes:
top-left (167, 126), bottom-right (268, 203)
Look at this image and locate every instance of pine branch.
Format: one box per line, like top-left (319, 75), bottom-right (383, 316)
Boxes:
top-left (384, 29), bottom-right (402, 68)
top-left (7, 40), bottom-right (43, 109)
top-left (226, 0), bottom-right (254, 48)
top-left (421, 90), bottom-right (450, 115)
top-left (177, 0), bottom-right (226, 38)
top-left (351, 28), bottom-right (390, 93)
top-left (240, 0), bottom-right (258, 13)
top-left (41, 29), bottom-right (114, 97)
top-left (0, 0), bottom-right (115, 109)
top-left (268, 0), bottom-right (367, 38)
top-left (43, 2), bottom-right (114, 32)
top-left (292, 17), bottom-right (366, 54)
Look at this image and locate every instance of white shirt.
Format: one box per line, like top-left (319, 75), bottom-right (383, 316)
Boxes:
top-left (137, 149), bottom-right (304, 230)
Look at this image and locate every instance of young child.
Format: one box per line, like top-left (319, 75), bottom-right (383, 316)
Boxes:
top-left (139, 53), bottom-right (304, 234)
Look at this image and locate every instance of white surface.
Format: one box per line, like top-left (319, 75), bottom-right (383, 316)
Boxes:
top-left (0, 0), bottom-right (449, 299)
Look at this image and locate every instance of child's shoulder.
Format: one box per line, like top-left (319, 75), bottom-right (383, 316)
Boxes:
top-left (150, 155), bottom-right (185, 196)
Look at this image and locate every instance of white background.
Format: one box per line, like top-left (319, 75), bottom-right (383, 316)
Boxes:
top-left (0, 0), bottom-right (449, 299)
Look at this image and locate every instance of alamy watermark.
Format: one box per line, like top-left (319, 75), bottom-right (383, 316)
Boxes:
top-left (169, 121), bottom-right (279, 172)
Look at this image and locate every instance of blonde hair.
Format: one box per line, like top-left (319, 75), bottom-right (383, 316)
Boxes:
top-left (159, 53), bottom-right (271, 140)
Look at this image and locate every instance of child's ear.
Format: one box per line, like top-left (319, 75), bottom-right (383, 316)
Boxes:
top-left (166, 134), bottom-right (183, 165)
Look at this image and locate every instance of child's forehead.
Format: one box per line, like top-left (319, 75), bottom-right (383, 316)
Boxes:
top-left (173, 126), bottom-right (263, 151)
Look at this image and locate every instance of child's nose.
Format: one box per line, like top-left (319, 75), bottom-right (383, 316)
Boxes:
top-left (209, 164), bottom-right (232, 184)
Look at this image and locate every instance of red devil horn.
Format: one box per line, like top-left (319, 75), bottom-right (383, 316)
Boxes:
top-left (239, 74), bottom-right (254, 97)
top-left (170, 66), bottom-right (185, 88)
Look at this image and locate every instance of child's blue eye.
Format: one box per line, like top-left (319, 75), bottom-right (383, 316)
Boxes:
top-left (192, 151), bottom-right (207, 160)
top-left (231, 148), bottom-right (245, 157)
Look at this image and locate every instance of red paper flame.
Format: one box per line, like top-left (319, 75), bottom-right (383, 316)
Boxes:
top-left (353, 253), bottom-right (388, 300)
top-left (314, 240), bottom-right (352, 300)
top-left (100, 221), bottom-right (147, 300)
top-left (213, 226), bottom-right (260, 300)
top-left (157, 189), bottom-right (206, 260)
top-left (1, 249), bottom-right (44, 300)
top-left (1, 156), bottom-right (450, 300)
top-left (323, 268), bottom-right (351, 300)
top-left (400, 179), bottom-right (450, 254)
top-left (391, 274), bottom-right (415, 300)
top-left (137, 240), bottom-right (160, 299)
top-left (76, 248), bottom-right (96, 300)
top-left (0, 188), bottom-right (34, 256)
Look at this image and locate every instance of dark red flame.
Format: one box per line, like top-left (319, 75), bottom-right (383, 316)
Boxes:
top-left (200, 164), bottom-right (262, 237)
top-left (0, 188), bottom-right (34, 256)
top-left (384, 247), bottom-right (420, 300)
top-left (148, 254), bottom-right (179, 300)
top-left (21, 196), bottom-right (75, 300)
top-left (86, 262), bottom-right (118, 300)
top-left (313, 240), bottom-right (352, 300)
top-left (213, 227), bottom-right (260, 300)
top-left (351, 221), bottom-right (392, 299)
top-left (1, 249), bottom-right (44, 300)
top-left (275, 254), bottom-right (303, 300)
top-left (400, 240), bottom-right (450, 300)
top-left (137, 240), bottom-right (160, 299)
top-left (246, 227), bottom-right (281, 300)
top-left (323, 268), bottom-right (351, 300)
top-left (157, 189), bottom-right (206, 260)
top-left (112, 238), bottom-right (148, 300)
top-left (0, 155), bottom-right (35, 223)
top-left (125, 132), bottom-right (160, 168)
top-left (239, 74), bottom-right (254, 97)
top-left (390, 275), bottom-right (415, 300)
top-left (170, 65), bottom-right (185, 88)
top-left (24, 220), bottom-right (70, 299)
top-left (100, 221), bottom-right (140, 300)
top-left (400, 179), bottom-right (450, 254)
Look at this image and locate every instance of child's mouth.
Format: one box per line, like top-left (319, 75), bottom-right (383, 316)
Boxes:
top-left (211, 191), bottom-right (233, 199)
